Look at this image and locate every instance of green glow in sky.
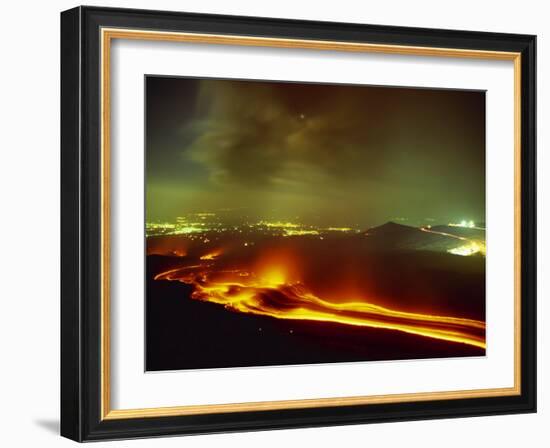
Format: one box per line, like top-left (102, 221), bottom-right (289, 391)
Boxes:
top-left (146, 77), bottom-right (485, 228)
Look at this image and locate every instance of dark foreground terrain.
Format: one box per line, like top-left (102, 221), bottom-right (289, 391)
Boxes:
top-left (146, 238), bottom-right (485, 371)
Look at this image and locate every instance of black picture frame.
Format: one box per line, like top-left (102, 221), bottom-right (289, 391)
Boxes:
top-left (61, 5), bottom-right (536, 442)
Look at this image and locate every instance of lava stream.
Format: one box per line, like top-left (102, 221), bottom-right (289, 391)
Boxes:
top-left (154, 264), bottom-right (486, 349)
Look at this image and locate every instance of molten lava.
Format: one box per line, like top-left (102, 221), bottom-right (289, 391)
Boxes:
top-left (154, 259), bottom-right (486, 349)
top-left (200, 248), bottom-right (223, 260)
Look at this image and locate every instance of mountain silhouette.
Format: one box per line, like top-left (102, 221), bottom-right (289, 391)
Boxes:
top-left (365, 221), bottom-right (467, 252)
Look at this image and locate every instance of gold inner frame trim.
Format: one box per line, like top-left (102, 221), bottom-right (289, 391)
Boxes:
top-left (100, 27), bottom-right (522, 420)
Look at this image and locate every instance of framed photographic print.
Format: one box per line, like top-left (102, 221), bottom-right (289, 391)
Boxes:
top-left (60, 6), bottom-right (536, 442)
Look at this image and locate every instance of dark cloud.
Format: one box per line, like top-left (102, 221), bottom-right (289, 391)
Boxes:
top-left (183, 81), bottom-right (396, 189)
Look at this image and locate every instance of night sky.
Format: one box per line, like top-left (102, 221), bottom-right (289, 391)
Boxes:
top-left (146, 76), bottom-right (485, 228)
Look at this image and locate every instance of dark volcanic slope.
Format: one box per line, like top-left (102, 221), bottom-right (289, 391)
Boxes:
top-left (365, 221), bottom-right (480, 252)
top-left (146, 254), bottom-right (485, 371)
top-left (146, 277), bottom-right (484, 371)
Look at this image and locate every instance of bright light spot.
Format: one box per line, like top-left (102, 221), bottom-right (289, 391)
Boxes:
top-left (172, 226), bottom-right (204, 234)
top-left (260, 267), bottom-right (287, 286)
top-left (447, 242), bottom-right (485, 256)
top-left (283, 229), bottom-right (320, 236)
top-left (449, 220), bottom-right (476, 229)
top-left (258, 221), bottom-right (300, 228)
top-left (200, 248), bottom-right (222, 260)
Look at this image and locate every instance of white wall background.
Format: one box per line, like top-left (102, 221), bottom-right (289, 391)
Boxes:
top-left (0, 0), bottom-right (546, 446)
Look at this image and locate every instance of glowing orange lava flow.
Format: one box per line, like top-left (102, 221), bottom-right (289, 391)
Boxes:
top-left (154, 264), bottom-right (486, 349)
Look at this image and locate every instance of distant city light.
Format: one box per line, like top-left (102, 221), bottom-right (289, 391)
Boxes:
top-left (146, 222), bottom-right (175, 230)
top-left (258, 221), bottom-right (300, 228)
top-left (283, 229), bottom-right (320, 237)
top-left (447, 241), bottom-right (485, 257)
top-left (173, 226), bottom-right (204, 234)
top-left (449, 220), bottom-right (476, 229)
top-left (146, 214), bottom-right (360, 238)
top-left (326, 227), bottom-right (353, 232)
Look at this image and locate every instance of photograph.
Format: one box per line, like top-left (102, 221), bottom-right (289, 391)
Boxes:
top-left (145, 76), bottom-right (487, 371)
top-left (57, 4), bottom-right (537, 442)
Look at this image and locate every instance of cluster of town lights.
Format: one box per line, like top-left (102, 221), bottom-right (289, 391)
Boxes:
top-left (146, 215), bottom-right (358, 238)
top-left (449, 220), bottom-right (476, 229)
